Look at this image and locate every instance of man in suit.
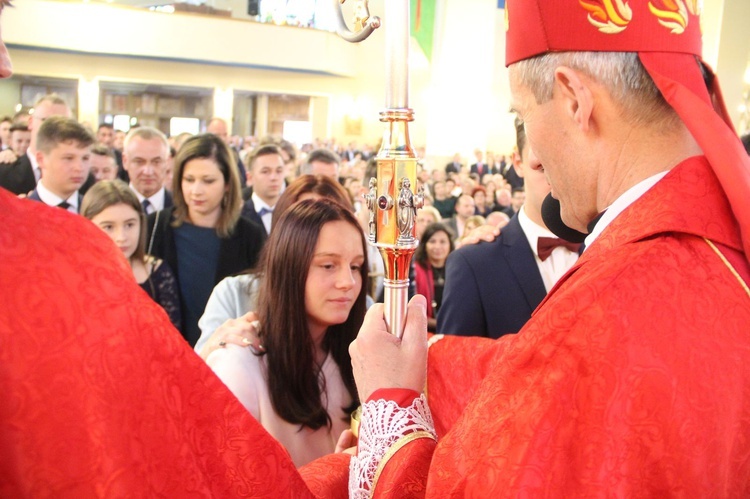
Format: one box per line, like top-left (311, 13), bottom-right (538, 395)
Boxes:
top-left (96, 122), bottom-right (125, 181)
top-left (8, 123), bottom-right (30, 157)
top-left (501, 150), bottom-right (525, 189)
top-left (469, 149), bottom-right (488, 178)
top-left (0, 94), bottom-right (71, 195)
top-left (123, 126), bottom-right (173, 215)
top-left (241, 144), bottom-right (285, 235)
top-left (437, 118), bottom-right (580, 338)
top-left (29, 116), bottom-right (94, 214)
top-left (445, 153), bottom-right (462, 174)
top-left (443, 193), bottom-right (475, 241)
top-left (89, 144), bottom-right (118, 183)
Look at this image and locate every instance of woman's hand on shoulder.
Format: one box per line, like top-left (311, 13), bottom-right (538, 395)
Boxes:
top-left (198, 311), bottom-right (264, 361)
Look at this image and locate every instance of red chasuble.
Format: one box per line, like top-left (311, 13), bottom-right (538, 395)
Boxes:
top-left (364, 156), bottom-right (750, 497)
top-left (0, 190), bottom-right (320, 497)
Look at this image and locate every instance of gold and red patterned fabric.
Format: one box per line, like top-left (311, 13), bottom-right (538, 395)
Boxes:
top-left (0, 190), bottom-right (317, 498)
top-left (361, 156), bottom-right (750, 497)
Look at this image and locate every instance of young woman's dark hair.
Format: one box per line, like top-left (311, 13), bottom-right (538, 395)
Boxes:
top-left (414, 222), bottom-right (455, 267)
top-left (255, 198), bottom-right (367, 429)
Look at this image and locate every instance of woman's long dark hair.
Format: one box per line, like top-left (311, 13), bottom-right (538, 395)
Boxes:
top-left (414, 222), bottom-right (455, 268)
top-left (255, 199), bottom-right (367, 430)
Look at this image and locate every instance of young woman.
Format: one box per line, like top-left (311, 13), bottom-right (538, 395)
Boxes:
top-left (414, 222), bottom-right (455, 332)
top-left (81, 180), bottom-right (181, 328)
top-left (199, 199), bottom-right (368, 467)
top-left (147, 134), bottom-right (266, 346)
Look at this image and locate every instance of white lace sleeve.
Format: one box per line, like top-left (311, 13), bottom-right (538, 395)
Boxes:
top-left (349, 394), bottom-right (436, 498)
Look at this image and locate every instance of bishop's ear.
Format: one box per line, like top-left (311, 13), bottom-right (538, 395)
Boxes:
top-left (553, 66), bottom-right (594, 133)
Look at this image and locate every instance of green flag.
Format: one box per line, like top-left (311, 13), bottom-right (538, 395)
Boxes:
top-left (411, 0), bottom-right (435, 62)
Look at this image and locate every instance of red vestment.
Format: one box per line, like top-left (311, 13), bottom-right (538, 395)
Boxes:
top-left (0, 191), bottom-right (324, 497)
top-left (362, 156), bottom-right (750, 496)
top-left (3, 154), bottom-right (749, 497)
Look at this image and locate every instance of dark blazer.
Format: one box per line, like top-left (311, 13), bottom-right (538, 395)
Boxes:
top-left (445, 161), bottom-right (461, 174)
top-left (28, 188), bottom-right (83, 213)
top-left (0, 153), bottom-right (36, 195)
top-left (162, 189), bottom-right (174, 210)
top-left (469, 162), bottom-right (489, 177)
top-left (146, 206), bottom-right (266, 287)
top-left (502, 163), bottom-right (524, 190)
top-left (436, 214), bottom-right (546, 339)
top-left (240, 198), bottom-right (268, 236)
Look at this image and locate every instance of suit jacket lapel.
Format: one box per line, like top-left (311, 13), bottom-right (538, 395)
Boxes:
top-left (501, 216), bottom-right (547, 310)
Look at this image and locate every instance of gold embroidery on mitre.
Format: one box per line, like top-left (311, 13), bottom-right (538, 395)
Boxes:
top-left (504, 1), bottom-right (509, 32)
top-left (685, 0), bottom-right (701, 16)
top-left (648, 0), bottom-right (689, 34)
top-left (579, 0), bottom-right (633, 34)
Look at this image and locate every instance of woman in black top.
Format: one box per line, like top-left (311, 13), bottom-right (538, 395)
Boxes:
top-left (148, 134), bottom-right (265, 346)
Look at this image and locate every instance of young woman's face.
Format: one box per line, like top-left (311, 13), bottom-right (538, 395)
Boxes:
top-left (426, 230), bottom-right (451, 266)
top-left (305, 220), bottom-right (365, 335)
top-left (181, 158), bottom-right (227, 221)
top-left (90, 203), bottom-right (141, 260)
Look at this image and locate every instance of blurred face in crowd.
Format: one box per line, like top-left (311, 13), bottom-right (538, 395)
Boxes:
top-left (207, 119), bottom-right (229, 143)
top-left (91, 203), bottom-right (141, 260)
top-left (416, 208), bottom-right (438, 240)
top-left (182, 157), bottom-right (227, 225)
top-left (310, 160), bottom-right (339, 180)
top-left (124, 136), bottom-right (168, 198)
top-left (433, 181), bottom-right (446, 199)
top-left (97, 126), bottom-right (114, 147)
top-left (37, 141), bottom-right (92, 199)
top-left (496, 188), bottom-right (512, 207)
top-left (454, 195), bottom-right (475, 219)
top-left (425, 229), bottom-right (451, 267)
top-left (90, 153), bottom-right (118, 182)
top-left (511, 190), bottom-right (526, 212)
top-left (113, 130), bottom-right (126, 151)
top-left (10, 128), bottom-right (31, 156)
top-left (305, 220), bottom-right (364, 341)
top-left (248, 151), bottom-right (285, 205)
top-left (473, 190), bottom-right (487, 209)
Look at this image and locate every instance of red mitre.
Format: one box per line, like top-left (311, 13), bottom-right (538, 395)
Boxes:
top-left (505, 0), bottom-right (750, 260)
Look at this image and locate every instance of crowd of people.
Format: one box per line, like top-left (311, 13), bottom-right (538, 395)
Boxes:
top-left (2, 0), bottom-right (750, 495)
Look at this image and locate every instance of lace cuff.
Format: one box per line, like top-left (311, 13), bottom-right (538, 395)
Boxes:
top-left (349, 394), bottom-right (436, 498)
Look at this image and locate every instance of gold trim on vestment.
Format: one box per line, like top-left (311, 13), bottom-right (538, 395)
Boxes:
top-left (704, 238), bottom-right (750, 298)
top-left (370, 431), bottom-right (436, 497)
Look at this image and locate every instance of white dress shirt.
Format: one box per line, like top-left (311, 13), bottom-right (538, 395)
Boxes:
top-left (36, 179), bottom-right (79, 214)
top-left (518, 206), bottom-right (580, 292)
top-left (28, 150), bottom-right (41, 182)
top-left (251, 192), bottom-right (274, 234)
top-left (131, 185), bottom-right (167, 215)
